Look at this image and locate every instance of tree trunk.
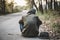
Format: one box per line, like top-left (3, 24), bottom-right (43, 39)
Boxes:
top-left (51, 0), bottom-right (52, 9)
top-left (31, 0), bottom-right (38, 10)
top-left (0, 0), bottom-right (2, 14)
top-left (33, 0), bottom-right (38, 10)
top-left (46, 0), bottom-right (48, 12)
top-left (30, 0), bottom-right (33, 8)
top-left (2, 0), bottom-right (6, 14)
top-left (54, 0), bottom-right (57, 10)
top-left (38, 0), bottom-right (43, 14)
top-left (54, 0), bottom-right (55, 10)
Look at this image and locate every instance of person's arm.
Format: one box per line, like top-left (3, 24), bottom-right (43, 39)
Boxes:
top-left (19, 16), bottom-right (24, 24)
top-left (36, 16), bottom-right (42, 27)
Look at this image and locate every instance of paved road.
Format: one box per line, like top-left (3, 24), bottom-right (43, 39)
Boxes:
top-left (0, 11), bottom-right (51, 40)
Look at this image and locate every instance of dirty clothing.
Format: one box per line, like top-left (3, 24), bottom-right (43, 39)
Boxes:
top-left (19, 14), bottom-right (42, 37)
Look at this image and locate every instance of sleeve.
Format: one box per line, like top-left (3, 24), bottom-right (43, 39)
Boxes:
top-left (19, 16), bottom-right (24, 24)
top-left (35, 16), bottom-right (42, 27)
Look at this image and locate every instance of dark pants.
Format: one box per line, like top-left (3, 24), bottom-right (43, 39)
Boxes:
top-left (19, 24), bottom-right (24, 32)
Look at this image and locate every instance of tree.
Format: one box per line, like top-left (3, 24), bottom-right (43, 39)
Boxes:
top-left (32, 0), bottom-right (38, 10)
top-left (25, 0), bottom-right (38, 10)
top-left (0, 0), bottom-right (3, 14)
top-left (46, 0), bottom-right (48, 12)
top-left (5, 0), bottom-right (14, 13)
top-left (0, 0), bottom-right (6, 14)
top-left (51, 0), bottom-right (52, 10)
top-left (0, 0), bottom-right (14, 15)
top-left (38, 0), bottom-right (43, 13)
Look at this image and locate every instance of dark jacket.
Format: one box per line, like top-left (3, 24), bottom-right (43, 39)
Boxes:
top-left (19, 17), bottom-right (24, 25)
top-left (19, 14), bottom-right (42, 37)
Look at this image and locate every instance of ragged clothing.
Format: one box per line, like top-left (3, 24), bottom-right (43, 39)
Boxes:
top-left (19, 14), bottom-right (42, 37)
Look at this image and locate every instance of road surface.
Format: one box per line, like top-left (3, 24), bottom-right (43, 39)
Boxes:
top-left (0, 11), bottom-right (51, 40)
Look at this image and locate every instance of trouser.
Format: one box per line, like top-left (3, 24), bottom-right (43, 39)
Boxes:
top-left (19, 24), bottom-right (24, 32)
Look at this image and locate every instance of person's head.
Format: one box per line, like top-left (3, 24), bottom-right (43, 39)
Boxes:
top-left (27, 8), bottom-right (36, 15)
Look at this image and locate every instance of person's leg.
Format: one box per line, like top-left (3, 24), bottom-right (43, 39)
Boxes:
top-left (20, 24), bottom-right (24, 32)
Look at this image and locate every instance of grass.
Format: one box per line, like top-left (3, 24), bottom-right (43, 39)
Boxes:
top-left (36, 11), bottom-right (60, 37)
top-left (36, 10), bottom-right (60, 20)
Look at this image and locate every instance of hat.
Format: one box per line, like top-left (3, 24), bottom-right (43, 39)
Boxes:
top-left (28, 8), bottom-right (36, 14)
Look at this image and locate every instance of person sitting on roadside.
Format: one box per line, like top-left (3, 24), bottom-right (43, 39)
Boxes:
top-left (19, 8), bottom-right (42, 37)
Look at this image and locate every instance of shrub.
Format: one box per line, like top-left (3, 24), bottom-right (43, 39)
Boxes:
top-left (52, 22), bottom-right (60, 33)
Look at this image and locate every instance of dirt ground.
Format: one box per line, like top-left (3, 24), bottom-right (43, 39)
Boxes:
top-left (39, 14), bottom-right (60, 39)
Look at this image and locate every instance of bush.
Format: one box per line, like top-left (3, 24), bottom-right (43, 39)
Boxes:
top-left (52, 22), bottom-right (60, 33)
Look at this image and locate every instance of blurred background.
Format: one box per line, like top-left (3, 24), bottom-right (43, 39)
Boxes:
top-left (0, 0), bottom-right (60, 39)
top-left (0, 0), bottom-right (60, 15)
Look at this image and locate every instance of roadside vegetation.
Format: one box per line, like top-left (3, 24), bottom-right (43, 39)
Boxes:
top-left (36, 10), bottom-right (60, 39)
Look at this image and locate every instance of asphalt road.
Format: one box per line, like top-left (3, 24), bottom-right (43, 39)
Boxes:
top-left (0, 11), bottom-right (52, 40)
